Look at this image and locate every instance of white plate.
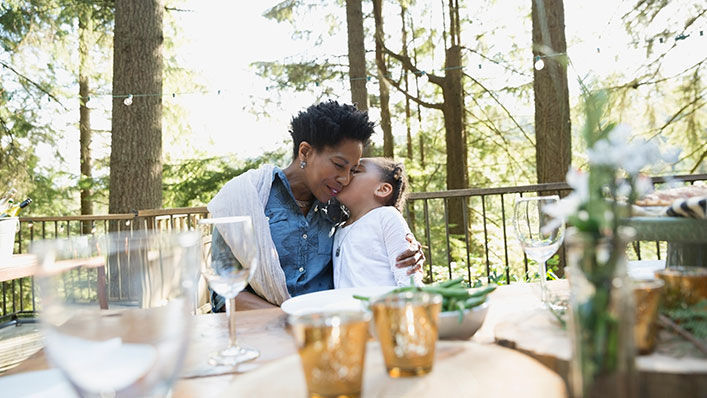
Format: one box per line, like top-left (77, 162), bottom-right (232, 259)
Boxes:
top-left (281, 286), bottom-right (396, 315)
top-left (0, 369), bottom-right (77, 398)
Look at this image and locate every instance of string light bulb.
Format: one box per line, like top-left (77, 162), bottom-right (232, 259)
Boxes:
top-left (534, 56), bottom-right (545, 70)
top-left (420, 70), bottom-right (430, 82)
top-left (123, 94), bottom-right (133, 106)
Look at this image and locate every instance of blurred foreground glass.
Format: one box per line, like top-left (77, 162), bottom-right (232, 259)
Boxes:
top-left (33, 230), bottom-right (200, 398)
top-left (513, 195), bottom-right (565, 307)
top-left (198, 216), bottom-right (259, 366)
top-left (289, 311), bottom-right (371, 398)
top-left (371, 292), bottom-right (442, 377)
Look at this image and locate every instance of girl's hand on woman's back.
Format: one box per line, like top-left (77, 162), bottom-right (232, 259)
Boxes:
top-left (395, 233), bottom-right (425, 275)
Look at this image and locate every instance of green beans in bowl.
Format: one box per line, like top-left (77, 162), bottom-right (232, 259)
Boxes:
top-left (354, 277), bottom-right (495, 340)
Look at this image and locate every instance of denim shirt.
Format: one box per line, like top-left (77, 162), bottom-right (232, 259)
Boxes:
top-left (211, 167), bottom-right (335, 311)
top-left (266, 167), bottom-right (335, 296)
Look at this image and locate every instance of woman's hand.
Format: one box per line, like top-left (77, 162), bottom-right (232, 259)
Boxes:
top-left (395, 233), bottom-right (425, 275)
top-left (235, 291), bottom-right (278, 310)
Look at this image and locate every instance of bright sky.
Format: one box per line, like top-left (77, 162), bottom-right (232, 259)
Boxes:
top-left (171, 0), bottom-right (316, 160)
top-left (170, 0), bottom-right (704, 161)
top-left (34, 0), bottom-right (705, 180)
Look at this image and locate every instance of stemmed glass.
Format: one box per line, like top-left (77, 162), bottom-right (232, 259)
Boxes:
top-left (33, 230), bottom-right (200, 397)
top-left (513, 195), bottom-right (565, 307)
top-left (198, 216), bottom-right (259, 366)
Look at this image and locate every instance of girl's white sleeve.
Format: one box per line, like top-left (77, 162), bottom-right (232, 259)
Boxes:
top-left (380, 208), bottom-right (423, 287)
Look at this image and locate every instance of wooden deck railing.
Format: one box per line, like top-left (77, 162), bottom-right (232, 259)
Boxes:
top-left (2, 173), bottom-right (705, 322)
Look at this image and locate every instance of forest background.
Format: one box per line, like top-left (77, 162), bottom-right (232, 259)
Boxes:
top-left (0, 0), bottom-right (705, 284)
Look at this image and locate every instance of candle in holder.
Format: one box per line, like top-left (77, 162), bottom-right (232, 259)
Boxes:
top-left (371, 291), bottom-right (442, 378)
top-left (632, 279), bottom-right (665, 354)
top-left (654, 266), bottom-right (707, 307)
top-left (288, 311), bottom-right (370, 398)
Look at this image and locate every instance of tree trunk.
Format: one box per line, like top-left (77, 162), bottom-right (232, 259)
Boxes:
top-left (110, 0), bottom-right (164, 216)
top-left (400, 2), bottom-right (415, 235)
top-left (401, 3), bottom-right (413, 161)
top-left (532, 0), bottom-right (571, 184)
top-left (377, 0), bottom-right (466, 233)
top-left (409, 15), bottom-right (425, 169)
top-left (109, 0), bottom-right (163, 301)
top-left (441, 44), bottom-right (467, 235)
top-left (78, 4), bottom-right (93, 235)
top-left (345, 0), bottom-right (368, 111)
top-left (373, 0), bottom-right (393, 158)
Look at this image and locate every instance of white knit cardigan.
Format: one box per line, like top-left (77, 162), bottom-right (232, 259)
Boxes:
top-left (207, 164), bottom-right (291, 305)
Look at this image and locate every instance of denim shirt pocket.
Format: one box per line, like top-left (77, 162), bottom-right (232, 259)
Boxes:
top-left (265, 209), bottom-right (291, 256)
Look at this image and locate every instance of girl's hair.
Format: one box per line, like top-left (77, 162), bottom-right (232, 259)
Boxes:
top-left (369, 157), bottom-right (409, 212)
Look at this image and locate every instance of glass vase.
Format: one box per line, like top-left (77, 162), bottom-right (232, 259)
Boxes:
top-left (565, 227), bottom-right (637, 398)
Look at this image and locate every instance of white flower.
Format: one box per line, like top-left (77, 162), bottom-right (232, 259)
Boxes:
top-left (618, 135), bottom-right (661, 175)
top-left (578, 210), bottom-right (589, 221)
top-left (662, 146), bottom-right (681, 164)
top-left (616, 181), bottom-right (632, 199)
top-left (608, 124), bottom-right (631, 146)
top-left (542, 192), bottom-right (582, 234)
top-left (587, 139), bottom-right (621, 167)
top-left (566, 168), bottom-right (589, 202)
top-left (635, 175), bottom-right (653, 197)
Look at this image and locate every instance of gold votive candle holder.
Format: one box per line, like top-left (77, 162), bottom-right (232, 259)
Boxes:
top-left (654, 266), bottom-right (707, 307)
top-left (632, 279), bottom-right (664, 354)
top-left (288, 311), bottom-right (371, 398)
top-left (370, 291), bottom-right (442, 378)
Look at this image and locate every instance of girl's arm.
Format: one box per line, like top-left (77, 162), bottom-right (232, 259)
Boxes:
top-left (380, 208), bottom-right (424, 286)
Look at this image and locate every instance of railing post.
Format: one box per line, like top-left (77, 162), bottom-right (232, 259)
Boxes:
top-left (443, 198), bottom-right (452, 280)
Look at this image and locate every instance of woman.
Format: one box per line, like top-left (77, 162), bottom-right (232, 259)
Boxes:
top-left (208, 100), bottom-right (424, 310)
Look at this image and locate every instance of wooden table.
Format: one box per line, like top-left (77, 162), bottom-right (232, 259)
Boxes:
top-left (491, 279), bottom-right (707, 398)
top-left (6, 307), bottom-right (567, 397)
top-left (8, 270), bottom-right (704, 396)
top-left (0, 254), bottom-right (40, 283)
top-left (0, 254), bottom-right (108, 312)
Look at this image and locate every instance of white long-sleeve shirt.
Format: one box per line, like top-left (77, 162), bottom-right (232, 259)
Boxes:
top-left (333, 206), bottom-right (423, 288)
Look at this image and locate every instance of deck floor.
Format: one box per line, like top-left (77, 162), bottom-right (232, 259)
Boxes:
top-left (0, 321), bottom-right (42, 374)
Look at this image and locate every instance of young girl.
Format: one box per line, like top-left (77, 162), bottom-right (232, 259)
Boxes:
top-left (333, 157), bottom-right (423, 288)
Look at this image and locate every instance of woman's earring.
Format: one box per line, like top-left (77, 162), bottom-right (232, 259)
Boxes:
top-left (300, 160), bottom-right (307, 169)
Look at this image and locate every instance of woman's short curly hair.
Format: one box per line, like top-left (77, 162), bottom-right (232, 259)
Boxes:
top-left (289, 100), bottom-right (375, 158)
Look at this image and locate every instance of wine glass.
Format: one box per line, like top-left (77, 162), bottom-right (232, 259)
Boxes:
top-left (33, 230), bottom-right (200, 397)
top-left (197, 216), bottom-right (259, 366)
top-left (513, 195), bottom-right (565, 307)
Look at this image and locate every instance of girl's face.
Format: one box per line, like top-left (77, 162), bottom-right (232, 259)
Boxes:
top-left (336, 159), bottom-right (383, 207)
top-left (303, 138), bottom-right (363, 202)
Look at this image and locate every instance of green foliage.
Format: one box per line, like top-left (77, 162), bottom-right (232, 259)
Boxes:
top-left (252, 61), bottom-right (343, 92)
top-left (162, 149), bottom-right (288, 208)
top-left (263, 0), bottom-right (306, 23)
top-left (662, 299), bottom-right (707, 340)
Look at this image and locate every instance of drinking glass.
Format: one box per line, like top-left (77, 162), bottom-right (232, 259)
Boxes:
top-left (370, 291), bottom-right (442, 378)
top-left (289, 311), bottom-right (371, 398)
top-left (513, 195), bottom-right (565, 307)
top-left (33, 230), bottom-right (200, 398)
top-left (198, 216), bottom-right (259, 366)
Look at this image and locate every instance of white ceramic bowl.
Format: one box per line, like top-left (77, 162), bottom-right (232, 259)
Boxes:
top-left (437, 302), bottom-right (489, 340)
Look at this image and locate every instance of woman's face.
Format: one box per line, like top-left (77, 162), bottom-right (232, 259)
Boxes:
top-left (304, 138), bottom-right (364, 202)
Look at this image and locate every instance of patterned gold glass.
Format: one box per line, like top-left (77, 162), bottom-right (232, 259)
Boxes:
top-left (632, 279), bottom-right (664, 354)
top-left (371, 291), bottom-right (442, 377)
top-left (289, 311), bottom-right (371, 398)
